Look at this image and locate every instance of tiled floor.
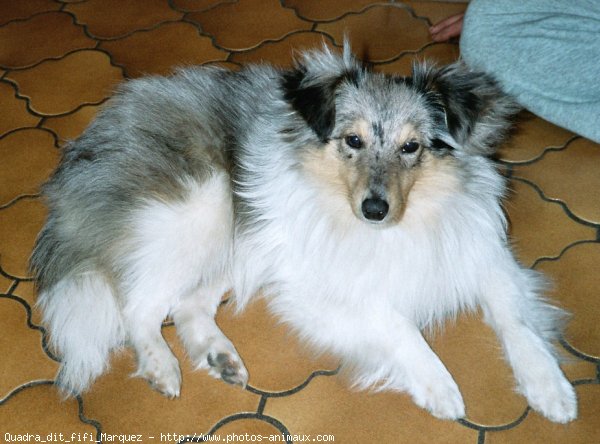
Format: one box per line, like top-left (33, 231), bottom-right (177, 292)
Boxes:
top-left (1, 1), bottom-right (599, 443)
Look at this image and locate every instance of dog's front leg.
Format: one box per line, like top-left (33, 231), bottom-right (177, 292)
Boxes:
top-left (480, 266), bottom-right (577, 423)
top-left (320, 309), bottom-right (465, 420)
top-left (389, 320), bottom-right (466, 420)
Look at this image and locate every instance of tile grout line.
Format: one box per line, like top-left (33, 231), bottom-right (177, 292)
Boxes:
top-left (559, 338), bottom-right (600, 364)
top-left (532, 239), bottom-right (600, 270)
top-left (477, 429), bottom-right (486, 444)
top-left (0, 380), bottom-right (55, 405)
top-left (1, 75), bottom-right (115, 119)
top-left (256, 394), bottom-right (268, 415)
top-left (245, 367), bottom-right (339, 398)
top-left (59, 5), bottom-right (185, 42)
top-left (283, 1), bottom-right (429, 25)
top-left (168, 0), bottom-right (239, 15)
top-left (0, 126), bottom-right (60, 146)
top-left (457, 407), bottom-right (530, 433)
top-left (75, 394), bottom-right (104, 443)
top-left (511, 176), bottom-right (600, 231)
top-left (498, 135), bottom-right (580, 167)
top-left (370, 41), bottom-right (449, 65)
top-left (2, 46), bottom-right (122, 73)
top-left (0, 10), bottom-right (69, 28)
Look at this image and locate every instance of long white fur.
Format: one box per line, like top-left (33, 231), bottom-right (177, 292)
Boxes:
top-left (38, 272), bottom-right (124, 396)
top-left (232, 145), bottom-right (576, 421)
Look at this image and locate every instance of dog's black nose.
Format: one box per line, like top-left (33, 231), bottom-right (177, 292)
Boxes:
top-left (362, 198), bottom-right (389, 221)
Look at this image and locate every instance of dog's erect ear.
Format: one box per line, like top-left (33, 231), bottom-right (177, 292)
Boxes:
top-left (282, 44), bottom-right (362, 143)
top-left (412, 62), bottom-right (520, 155)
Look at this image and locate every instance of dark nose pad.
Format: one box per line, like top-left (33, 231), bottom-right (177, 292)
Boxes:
top-left (361, 198), bottom-right (389, 221)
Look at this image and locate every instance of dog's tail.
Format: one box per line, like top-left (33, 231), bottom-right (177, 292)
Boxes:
top-left (36, 271), bottom-right (124, 396)
top-left (30, 208), bottom-right (126, 396)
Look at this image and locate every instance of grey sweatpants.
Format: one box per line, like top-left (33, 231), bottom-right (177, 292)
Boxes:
top-left (460, 0), bottom-right (600, 142)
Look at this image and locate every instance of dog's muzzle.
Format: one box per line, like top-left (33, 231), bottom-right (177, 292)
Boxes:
top-left (361, 198), bottom-right (389, 222)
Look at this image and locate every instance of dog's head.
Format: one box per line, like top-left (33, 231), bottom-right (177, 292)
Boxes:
top-left (282, 46), bottom-right (518, 227)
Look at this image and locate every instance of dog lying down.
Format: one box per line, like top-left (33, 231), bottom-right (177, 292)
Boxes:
top-left (30, 45), bottom-right (577, 423)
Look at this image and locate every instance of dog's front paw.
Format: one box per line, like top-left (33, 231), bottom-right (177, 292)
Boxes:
top-left (520, 371), bottom-right (577, 423)
top-left (134, 353), bottom-right (182, 398)
top-left (408, 370), bottom-right (465, 420)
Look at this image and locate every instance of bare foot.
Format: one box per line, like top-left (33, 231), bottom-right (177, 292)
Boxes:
top-left (430, 13), bottom-right (465, 42)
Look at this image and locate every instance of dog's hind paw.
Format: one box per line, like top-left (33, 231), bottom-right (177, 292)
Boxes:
top-left (133, 353), bottom-right (182, 399)
top-left (190, 338), bottom-right (249, 388)
top-left (207, 351), bottom-right (249, 387)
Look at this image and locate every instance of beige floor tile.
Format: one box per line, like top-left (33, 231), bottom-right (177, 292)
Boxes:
top-left (218, 299), bottom-right (339, 393)
top-left (0, 12), bottom-right (96, 69)
top-left (284, 0), bottom-right (379, 21)
top-left (562, 360), bottom-right (598, 382)
top-left (42, 105), bottom-right (100, 143)
top-left (64, 0), bottom-right (184, 39)
top-left (0, 198), bottom-right (46, 278)
top-left (537, 242), bottom-right (600, 359)
top-left (0, 275), bottom-right (13, 293)
top-left (0, 298), bottom-right (58, 399)
top-left (316, 4), bottom-right (430, 62)
top-left (99, 22), bottom-right (228, 78)
top-left (0, 383), bottom-right (97, 438)
top-left (230, 31), bottom-right (336, 67)
top-left (498, 112), bottom-right (577, 163)
top-left (428, 314), bottom-right (528, 426)
top-left (0, 129), bottom-right (59, 206)
top-left (83, 327), bottom-right (260, 436)
top-left (512, 138), bottom-right (600, 224)
top-left (505, 179), bottom-right (596, 267)
top-left (187, 0), bottom-right (312, 50)
top-left (375, 42), bottom-right (460, 75)
top-left (0, 82), bottom-right (39, 135)
top-left (5, 50), bottom-right (123, 116)
top-left (486, 384), bottom-right (600, 444)
top-left (0, 0), bottom-right (61, 26)
top-left (264, 376), bottom-right (478, 443)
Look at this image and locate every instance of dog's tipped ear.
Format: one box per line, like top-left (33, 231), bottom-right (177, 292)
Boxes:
top-left (282, 44), bottom-right (363, 142)
top-left (412, 62), bottom-right (520, 155)
top-left (281, 66), bottom-right (339, 142)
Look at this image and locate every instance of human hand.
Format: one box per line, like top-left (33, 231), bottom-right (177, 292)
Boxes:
top-left (429, 13), bottom-right (465, 42)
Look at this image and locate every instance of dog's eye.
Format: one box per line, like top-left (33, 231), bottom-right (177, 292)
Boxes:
top-left (401, 141), bottom-right (420, 154)
top-left (345, 134), bottom-right (363, 149)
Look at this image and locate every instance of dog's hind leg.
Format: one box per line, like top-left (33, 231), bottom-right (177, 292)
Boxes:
top-left (123, 287), bottom-right (182, 398)
top-left (120, 170), bottom-right (239, 395)
top-left (172, 279), bottom-right (248, 387)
